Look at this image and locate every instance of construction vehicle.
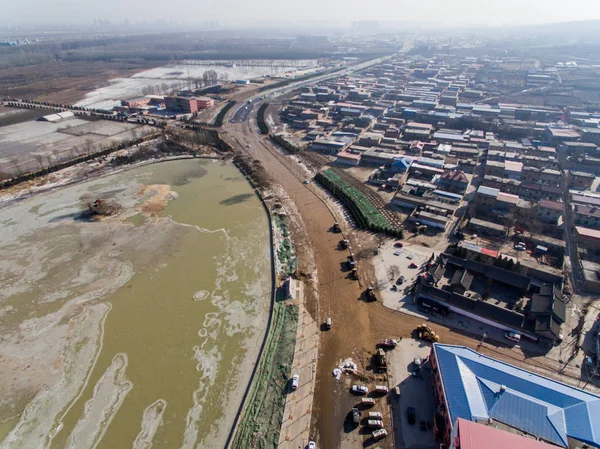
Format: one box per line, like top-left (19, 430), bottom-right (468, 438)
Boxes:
top-left (339, 239), bottom-right (349, 249)
top-left (332, 222), bottom-right (341, 233)
top-left (350, 267), bottom-right (358, 280)
top-left (415, 224), bottom-right (428, 234)
top-left (366, 286), bottom-right (376, 301)
top-left (347, 254), bottom-right (356, 269)
top-left (413, 324), bottom-right (440, 343)
top-left (374, 348), bottom-right (387, 371)
top-left (379, 338), bottom-right (398, 349)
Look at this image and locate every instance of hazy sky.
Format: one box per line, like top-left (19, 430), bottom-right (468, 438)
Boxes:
top-left (4, 0), bottom-right (600, 27)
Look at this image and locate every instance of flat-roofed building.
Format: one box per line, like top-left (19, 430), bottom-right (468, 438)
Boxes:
top-left (335, 151), bottom-right (361, 166)
top-left (573, 204), bottom-right (600, 229)
top-left (576, 226), bottom-right (600, 251)
top-left (568, 170), bottom-right (595, 190)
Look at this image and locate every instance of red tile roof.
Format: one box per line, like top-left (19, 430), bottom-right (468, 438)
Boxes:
top-left (455, 418), bottom-right (559, 449)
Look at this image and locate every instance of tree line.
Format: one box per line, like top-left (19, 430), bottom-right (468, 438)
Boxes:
top-left (257, 103), bottom-right (270, 134)
top-left (0, 132), bottom-right (160, 189)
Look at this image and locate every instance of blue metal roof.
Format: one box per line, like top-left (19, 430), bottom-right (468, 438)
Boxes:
top-left (434, 344), bottom-right (600, 448)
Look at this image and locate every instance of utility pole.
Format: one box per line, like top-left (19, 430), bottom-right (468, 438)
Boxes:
top-left (477, 332), bottom-right (488, 352)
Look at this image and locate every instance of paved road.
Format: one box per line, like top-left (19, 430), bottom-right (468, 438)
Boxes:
top-left (229, 99), bottom-right (259, 124)
top-left (278, 279), bottom-right (319, 449)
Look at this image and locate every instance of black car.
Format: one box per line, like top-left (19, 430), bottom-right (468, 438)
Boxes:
top-left (407, 406), bottom-right (416, 424)
top-left (352, 407), bottom-right (360, 426)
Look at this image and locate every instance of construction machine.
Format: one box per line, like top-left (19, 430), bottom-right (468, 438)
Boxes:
top-left (414, 324), bottom-right (440, 343)
top-left (366, 285), bottom-right (376, 301)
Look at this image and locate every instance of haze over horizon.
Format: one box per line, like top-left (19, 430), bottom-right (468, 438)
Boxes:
top-left (3, 0), bottom-right (600, 29)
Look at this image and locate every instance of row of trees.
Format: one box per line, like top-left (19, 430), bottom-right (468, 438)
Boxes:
top-left (1, 132), bottom-right (160, 189)
top-left (269, 134), bottom-right (305, 154)
top-left (213, 100), bottom-right (237, 127)
top-left (315, 171), bottom-right (403, 238)
top-left (257, 103), bottom-right (270, 134)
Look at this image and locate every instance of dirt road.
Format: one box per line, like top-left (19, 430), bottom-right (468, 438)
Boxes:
top-left (223, 112), bottom-right (597, 449)
top-left (222, 119), bottom-right (496, 448)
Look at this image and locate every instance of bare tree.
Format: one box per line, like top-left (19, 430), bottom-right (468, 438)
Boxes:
top-left (84, 138), bottom-right (95, 155)
top-left (387, 265), bottom-right (401, 281)
top-left (9, 157), bottom-right (22, 176)
top-left (51, 149), bottom-right (62, 165)
top-left (33, 154), bottom-right (46, 170)
top-left (202, 69), bottom-right (219, 86)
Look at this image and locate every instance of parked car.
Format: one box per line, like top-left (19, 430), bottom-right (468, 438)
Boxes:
top-left (394, 242), bottom-right (404, 248)
top-left (307, 442), bottom-right (316, 449)
top-left (413, 357), bottom-right (422, 368)
top-left (290, 374), bottom-right (299, 390)
top-left (303, 179), bottom-right (310, 184)
top-left (351, 385), bottom-right (369, 395)
top-left (420, 420), bottom-right (427, 431)
top-left (367, 419), bottom-right (384, 428)
top-left (368, 411), bottom-right (383, 420)
top-left (360, 397), bottom-right (375, 407)
top-left (352, 408), bottom-right (360, 426)
top-left (324, 317), bottom-right (332, 330)
top-left (374, 385), bottom-right (389, 394)
top-left (505, 331), bottom-right (521, 343)
top-left (372, 429), bottom-right (388, 441)
top-left (407, 406), bottom-right (416, 424)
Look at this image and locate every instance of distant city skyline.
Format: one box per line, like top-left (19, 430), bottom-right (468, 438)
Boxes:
top-left (3, 0), bottom-right (600, 29)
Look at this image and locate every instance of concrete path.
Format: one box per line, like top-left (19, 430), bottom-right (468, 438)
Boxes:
top-left (278, 281), bottom-right (319, 449)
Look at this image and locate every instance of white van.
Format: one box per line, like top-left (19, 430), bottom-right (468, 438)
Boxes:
top-left (372, 429), bottom-right (387, 441)
top-left (504, 331), bottom-right (521, 343)
top-left (290, 374), bottom-right (299, 390)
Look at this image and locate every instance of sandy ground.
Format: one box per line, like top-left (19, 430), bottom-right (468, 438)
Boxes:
top-left (222, 110), bottom-right (600, 449)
